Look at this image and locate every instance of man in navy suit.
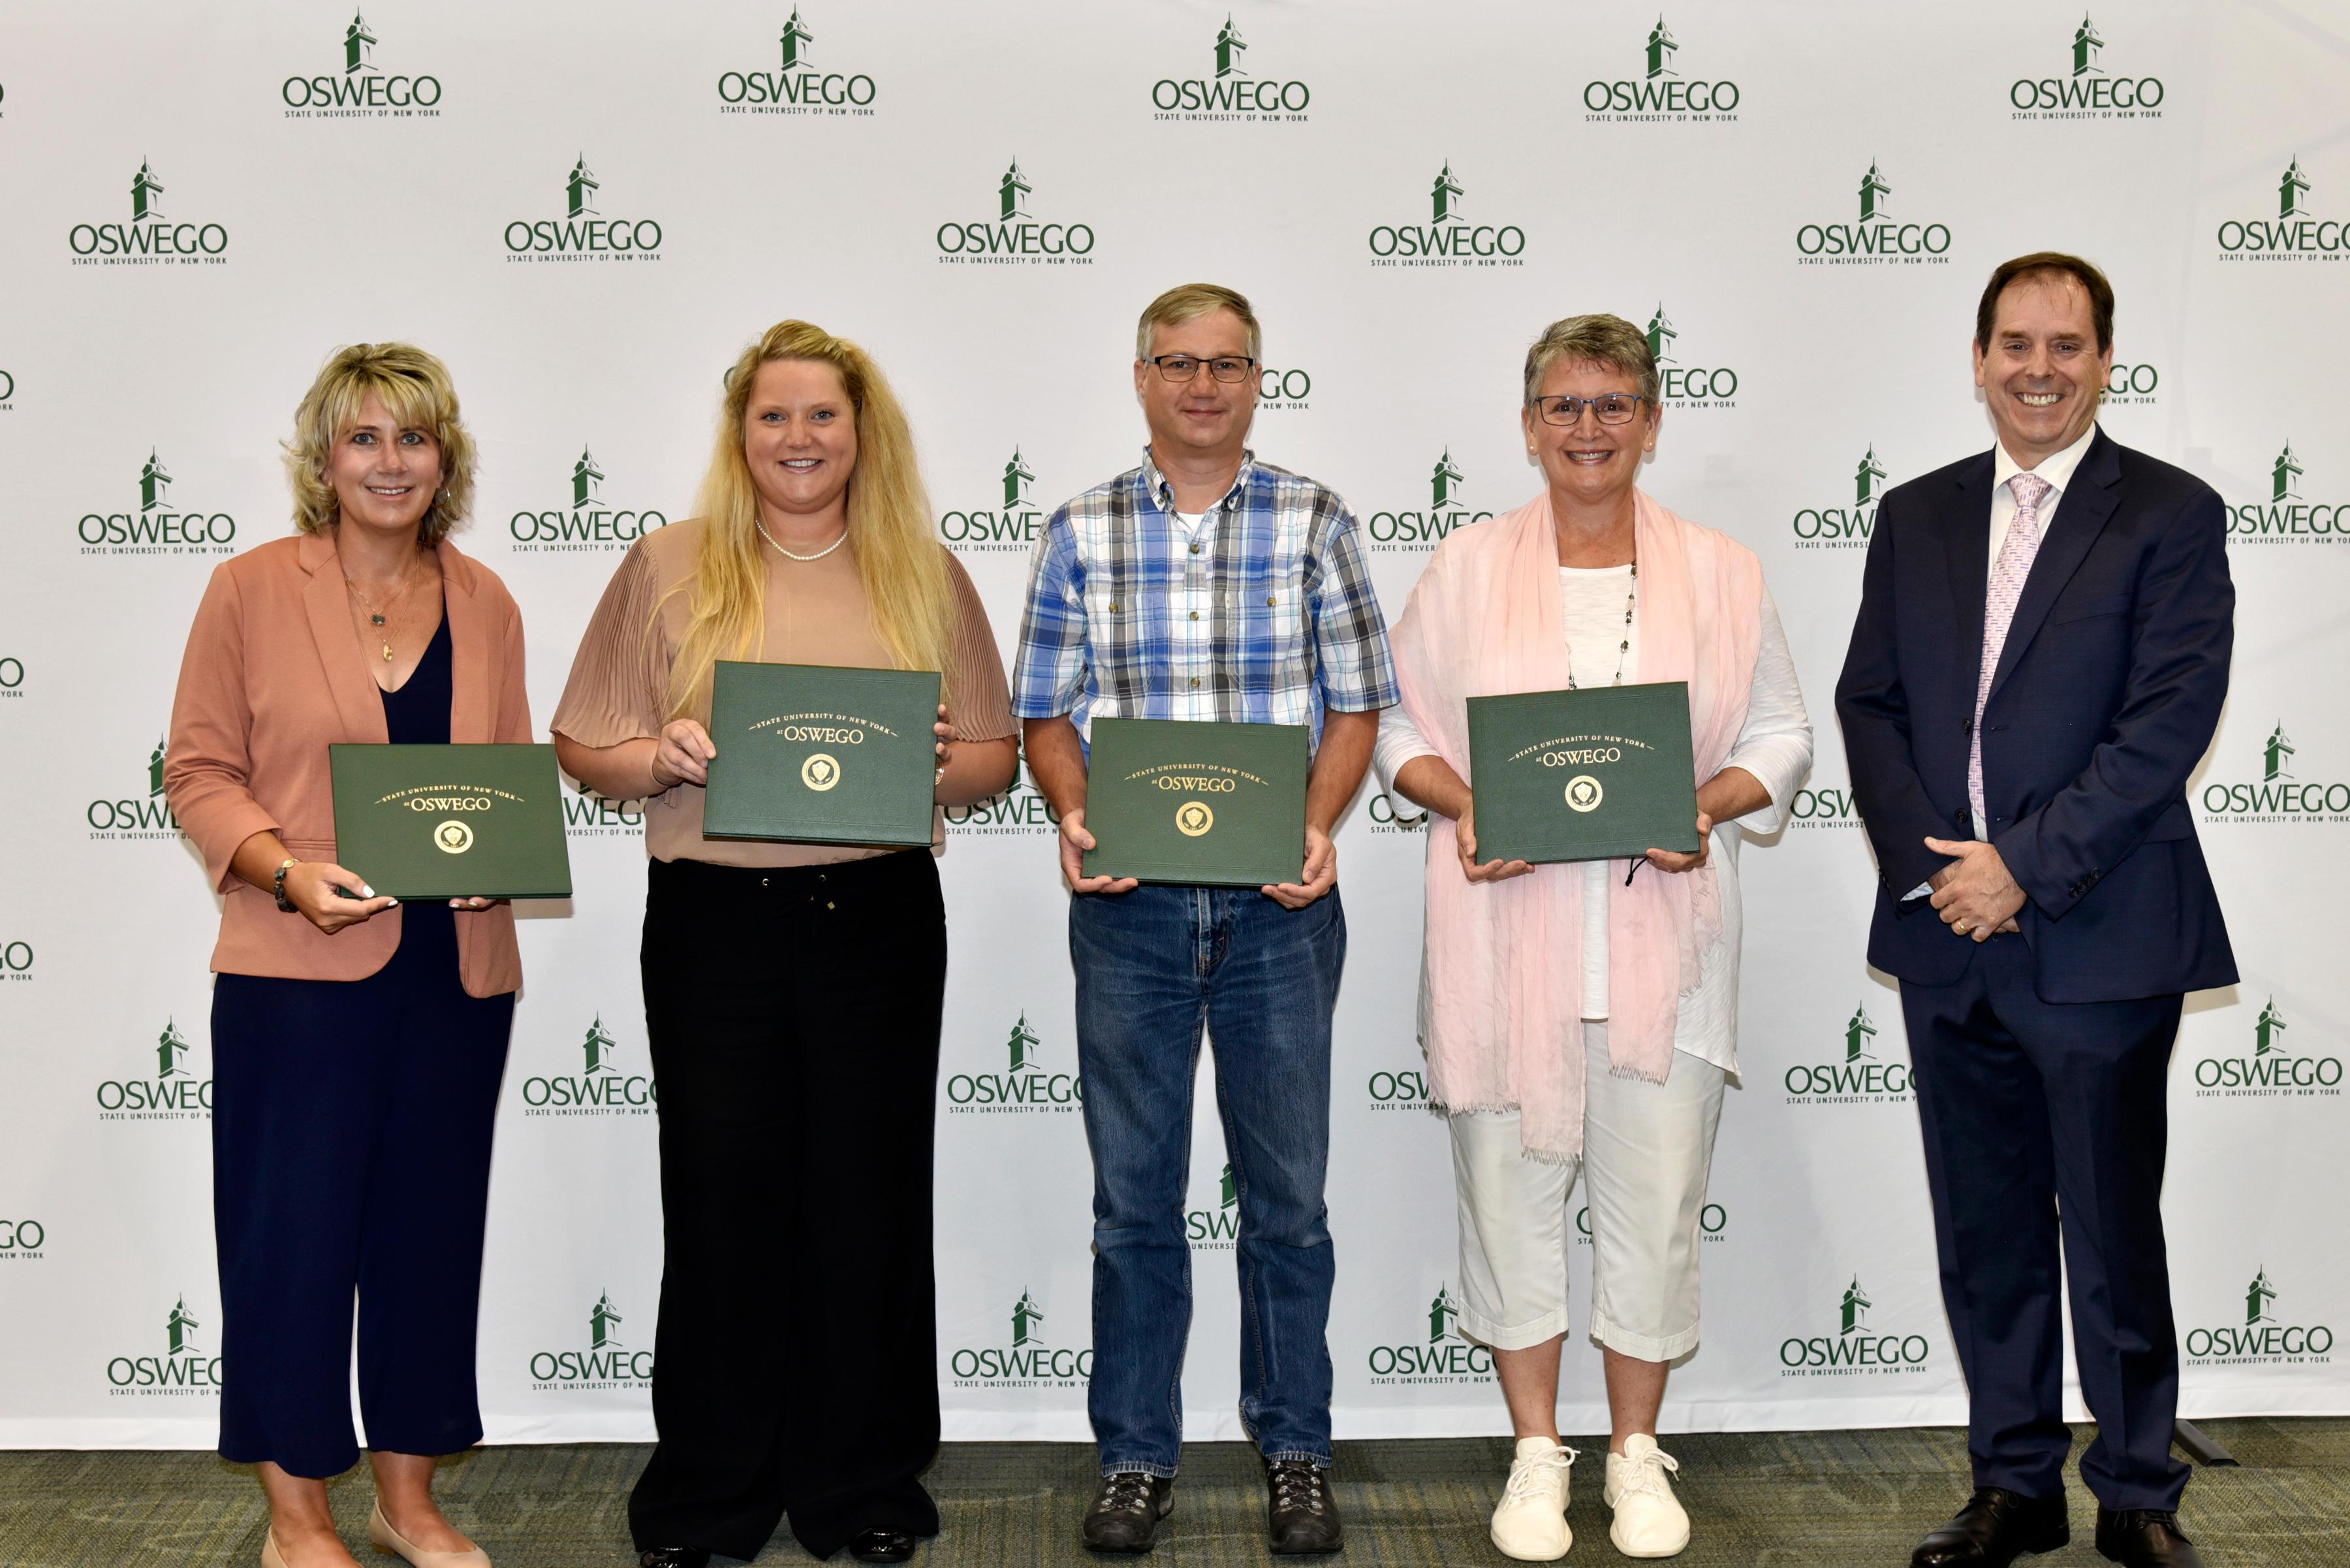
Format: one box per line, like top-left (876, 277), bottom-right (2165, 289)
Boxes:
top-left (1837, 253), bottom-right (2234, 1568)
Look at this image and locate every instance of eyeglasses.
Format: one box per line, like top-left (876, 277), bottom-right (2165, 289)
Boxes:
top-left (1147, 354), bottom-right (1259, 384)
top-left (1531, 393), bottom-right (1649, 426)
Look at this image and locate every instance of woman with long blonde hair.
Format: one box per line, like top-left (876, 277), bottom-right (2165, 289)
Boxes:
top-left (555, 321), bottom-right (1016, 1567)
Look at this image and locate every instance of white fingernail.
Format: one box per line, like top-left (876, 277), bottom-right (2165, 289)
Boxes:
top-left (386, 898), bottom-right (399, 906)
top-left (360, 885), bottom-right (375, 898)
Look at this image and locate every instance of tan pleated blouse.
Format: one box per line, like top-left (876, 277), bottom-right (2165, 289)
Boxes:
top-left (552, 519), bottom-right (1016, 868)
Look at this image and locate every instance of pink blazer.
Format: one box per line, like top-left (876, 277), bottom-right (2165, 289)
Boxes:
top-left (165, 532), bottom-right (530, 996)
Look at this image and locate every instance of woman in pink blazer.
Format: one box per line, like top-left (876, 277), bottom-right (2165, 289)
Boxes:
top-left (166, 343), bottom-right (527, 1568)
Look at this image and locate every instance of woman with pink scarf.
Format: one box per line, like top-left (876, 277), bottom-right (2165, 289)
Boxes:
top-left (1374, 315), bottom-right (1811, 1562)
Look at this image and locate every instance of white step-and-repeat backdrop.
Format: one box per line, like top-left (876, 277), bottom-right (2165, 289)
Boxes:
top-left (3, 0), bottom-right (2344, 1449)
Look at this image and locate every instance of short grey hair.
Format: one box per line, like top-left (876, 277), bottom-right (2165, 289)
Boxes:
top-left (1522, 313), bottom-right (1658, 407)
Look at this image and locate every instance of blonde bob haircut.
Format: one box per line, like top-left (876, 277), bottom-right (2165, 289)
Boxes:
top-left (662, 320), bottom-right (956, 725)
top-left (1136, 282), bottom-right (1262, 362)
top-left (284, 342), bottom-right (476, 544)
top-left (1522, 313), bottom-right (1659, 409)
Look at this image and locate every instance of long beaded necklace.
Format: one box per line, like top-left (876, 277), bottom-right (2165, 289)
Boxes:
top-left (1564, 548), bottom-right (1638, 689)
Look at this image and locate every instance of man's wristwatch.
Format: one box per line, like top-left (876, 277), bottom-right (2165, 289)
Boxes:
top-left (272, 857), bottom-right (300, 913)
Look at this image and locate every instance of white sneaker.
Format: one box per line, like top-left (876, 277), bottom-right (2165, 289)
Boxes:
top-left (1603, 1434), bottom-right (1689, 1558)
top-left (1490, 1436), bottom-right (1576, 1561)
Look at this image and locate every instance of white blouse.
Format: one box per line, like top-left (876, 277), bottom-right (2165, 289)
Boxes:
top-left (1373, 568), bottom-right (1813, 1073)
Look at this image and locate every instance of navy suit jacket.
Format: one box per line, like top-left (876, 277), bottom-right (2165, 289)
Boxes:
top-left (1834, 428), bottom-right (2236, 1002)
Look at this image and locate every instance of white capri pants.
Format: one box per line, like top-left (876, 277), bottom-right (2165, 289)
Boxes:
top-left (1449, 1022), bottom-right (1727, 1360)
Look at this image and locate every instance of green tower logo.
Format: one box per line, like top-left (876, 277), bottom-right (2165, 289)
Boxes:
top-left (1430, 161), bottom-right (1465, 223)
top-left (1219, 1161), bottom-right (1237, 1210)
top-left (1010, 1289), bottom-right (1044, 1347)
top-left (2264, 724), bottom-right (2295, 782)
top-left (999, 159), bottom-right (1032, 221)
top-left (582, 1016), bottom-right (619, 1075)
top-left (572, 446), bottom-right (605, 509)
top-left (2245, 1268), bottom-right (2278, 1326)
top-left (2271, 441), bottom-right (2304, 502)
top-left (1857, 159), bottom-right (1892, 222)
top-left (1428, 1283), bottom-right (1462, 1343)
top-left (779, 6), bottom-right (815, 70)
top-left (1005, 1013), bottom-right (1041, 1072)
top-left (2254, 998), bottom-right (2287, 1057)
top-left (140, 450), bottom-right (173, 512)
top-left (345, 9), bottom-right (379, 74)
top-left (567, 156), bottom-right (599, 219)
top-left (166, 1295), bottom-right (200, 1355)
top-left (148, 737), bottom-right (168, 798)
top-left (1645, 304), bottom-right (1678, 364)
top-left (130, 160), bottom-right (165, 223)
top-left (1646, 15), bottom-right (1678, 79)
top-left (2071, 13), bottom-right (2105, 76)
top-left (1839, 1276), bottom-right (1873, 1336)
top-left (589, 1290), bottom-right (624, 1349)
top-left (1855, 446), bottom-right (1888, 507)
top-left (1215, 14), bottom-right (1248, 78)
top-left (1002, 449), bottom-right (1037, 509)
top-left (1844, 1003), bottom-right (1877, 1063)
top-left (157, 1018), bottom-right (192, 1080)
top-left (2279, 158), bottom-right (2311, 220)
top-left (1430, 450), bottom-right (1465, 509)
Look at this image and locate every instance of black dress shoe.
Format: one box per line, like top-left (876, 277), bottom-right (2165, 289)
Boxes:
top-left (638, 1550), bottom-right (710, 1568)
top-left (1911, 1487), bottom-right (2069, 1567)
top-left (1082, 1471), bottom-right (1175, 1553)
top-left (1264, 1458), bottom-right (1342, 1555)
top-left (849, 1528), bottom-right (916, 1563)
top-left (2096, 1508), bottom-right (2205, 1568)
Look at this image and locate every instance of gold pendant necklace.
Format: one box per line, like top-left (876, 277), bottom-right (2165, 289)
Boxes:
top-left (345, 563), bottom-right (427, 662)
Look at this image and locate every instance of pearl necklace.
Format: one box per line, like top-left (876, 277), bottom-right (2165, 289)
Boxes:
top-left (756, 520), bottom-right (848, 561)
top-left (1565, 553), bottom-right (1638, 689)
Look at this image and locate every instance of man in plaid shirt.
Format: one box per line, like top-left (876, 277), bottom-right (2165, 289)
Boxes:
top-left (1015, 284), bottom-right (1396, 1556)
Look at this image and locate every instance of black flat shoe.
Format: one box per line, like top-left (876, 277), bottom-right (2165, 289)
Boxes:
top-left (2095, 1508), bottom-right (2204, 1568)
top-left (1265, 1458), bottom-right (1342, 1555)
top-left (638, 1550), bottom-right (710, 1568)
top-left (849, 1528), bottom-right (916, 1563)
top-left (1911, 1487), bottom-right (2069, 1567)
top-left (1082, 1471), bottom-right (1175, 1553)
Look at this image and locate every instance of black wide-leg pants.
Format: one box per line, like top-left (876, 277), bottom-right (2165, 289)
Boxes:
top-left (627, 852), bottom-right (947, 1561)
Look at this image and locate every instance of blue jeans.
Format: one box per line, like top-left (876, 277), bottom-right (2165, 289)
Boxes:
top-left (1070, 884), bottom-right (1345, 1478)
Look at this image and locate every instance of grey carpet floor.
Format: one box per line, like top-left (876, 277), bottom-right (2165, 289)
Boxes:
top-left (2, 1422), bottom-right (2343, 1567)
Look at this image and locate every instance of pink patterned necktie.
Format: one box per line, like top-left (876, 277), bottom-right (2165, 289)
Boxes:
top-left (1968, 473), bottom-right (2054, 828)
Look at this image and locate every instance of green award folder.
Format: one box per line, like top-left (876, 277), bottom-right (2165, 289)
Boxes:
top-left (328, 744), bottom-right (574, 899)
top-left (1082, 717), bottom-right (1309, 888)
top-left (702, 661), bottom-right (942, 846)
top-left (1465, 683), bottom-right (1702, 864)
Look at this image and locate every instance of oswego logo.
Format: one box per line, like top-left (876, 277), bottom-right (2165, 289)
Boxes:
top-left (531, 1291), bottom-right (653, 1388)
top-left (108, 1296), bottom-right (221, 1396)
top-left (2186, 1270), bottom-right (2332, 1366)
top-left (950, 1291), bottom-right (1091, 1387)
top-left (1365, 1063), bottom-right (1431, 1110)
top-left (2105, 360), bottom-right (2161, 406)
top-left (1, 937), bottom-right (31, 982)
top-left (718, 6), bottom-right (877, 116)
top-left (2226, 441), bottom-right (2343, 546)
top-left (283, 10), bottom-right (443, 118)
top-left (78, 449), bottom-right (236, 556)
top-left (1369, 162), bottom-right (1528, 268)
top-left (1187, 1163), bottom-right (1240, 1250)
top-left (97, 1019), bottom-right (213, 1121)
top-left (69, 160), bottom-right (230, 266)
top-left (2008, 14), bottom-right (2163, 119)
top-left (1583, 15), bottom-right (1740, 121)
top-left (1367, 791), bottom-right (1428, 835)
top-left (1792, 445), bottom-right (1888, 550)
top-left (1644, 306), bottom-right (1738, 409)
top-left (1174, 800), bottom-right (1215, 836)
top-left (2192, 997), bottom-right (2342, 1099)
top-left (945, 760), bottom-right (1061, 836)
top-left (801, 753), bottom-right (841, 791)
top-left (947, 1013), bottom-right (1082, 1114)
top-left (504, 159), bottom-right (664, 262)
top-left (433, 820), bottom-right (473, 853)
top-left (1795, 161), bottom-right (1952, 266)
top-left (937, 161), bottom-right (1097, 265)
top-left (1368, 448), bottom-right (1494, 550)
top-left (523, 1015), bottom-right (657, 1117)
top-left (941, 448), bottom-right (1046, 553)
top-left (1787, 779), bottom-right (1862, 828)
top-left (2199, 724), bottom-right (2350, 823)
top-left (0, 1214), bottom-right (46, 1259)
top-left (565, 779), bottom-right (646, 838)
top-left (1780, 1276), bottom-right (1932, 1376)
top-left (87, 738), bottom-right (185, 839)
top-left (1563, 776), bottom-right (1603, 812)
top-left (1783, 1003), bottom-right (1913, 1104)
top-left (1368, 1283), bottom-right (1495, 1385)
top-left (1152, 14), bottom-right (1311, 122)
top-left (2218, 159), bottom-right (2345, 259)
top-left (509, 445), bottom-right (668, 550)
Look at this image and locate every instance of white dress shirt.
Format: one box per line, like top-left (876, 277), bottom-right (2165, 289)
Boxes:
top-left (1374, 569), bottom-right (1813, 1073)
